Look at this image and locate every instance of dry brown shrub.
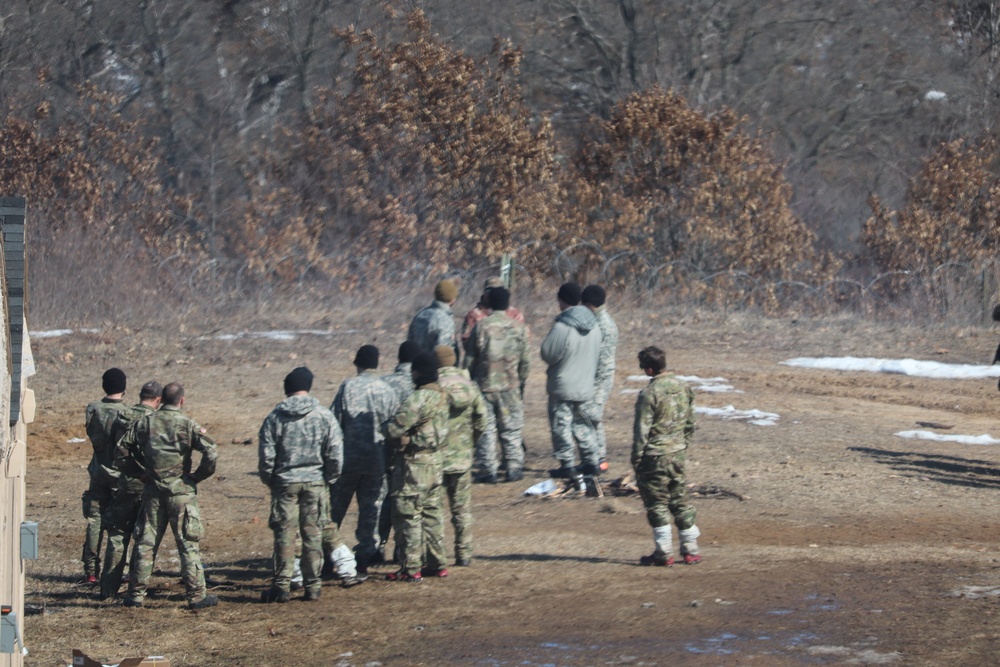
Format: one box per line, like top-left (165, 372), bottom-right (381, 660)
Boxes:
top-left (864, 137), bottom-right (1000, 272)
top-left (0, 86), bottom-right (197, 323)
top-left (236, 10), bottom-right (567, 289)
top-left (569, 88), bottom-right (833, 303)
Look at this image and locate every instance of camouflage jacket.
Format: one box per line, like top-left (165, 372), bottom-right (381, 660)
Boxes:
top-left (408, 300), bottom-right (458, 359)
top-left (382, 362), bottom-right (415, 404)
top-left (437, 366), bottom-right (496, 474)
top-left (592, 306), bottom-right (620, 404)
top-left (465, 311), bottom-right (530, 394)
top-left (386, 383), bottom-right (450, 466)
top-left (332, 370), bottom-right (400, 475)
top-left (461, 304), bottom-right (527, 344)
top-left (631, 373), bottom-right (695, 465)
top-left (259, 394), bottom-right (342, 487)
top-left (111, 403), bottom-right (157, 494)
top-left (85, 397), bottom-right (129, 483)
top-left (120, 404), bottom-right (218, 497)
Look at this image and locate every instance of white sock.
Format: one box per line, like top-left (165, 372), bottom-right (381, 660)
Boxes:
top-left (653, 525), bottom-right (672, 557)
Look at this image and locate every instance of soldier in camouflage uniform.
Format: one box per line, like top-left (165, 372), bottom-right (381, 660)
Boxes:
top-left (460, 277), bottom-right (527, 347)
top-left (122, 383), bottom-right (220, 609)
top-left (385, 352), bottom-right (450, 581)
top-left (99, 380), bottom-right (162, 600)
top-left (632, 346), bottom-right (702, 566)
top-left (378, 340), bottom-right (419, 553)
top-left (464, 287), bottom-right (530, 483)
top-left (583, 285), bottom-right (619, 470)
top-left (435, 346), bottom-right (496, 566)
top-left (329, 346), bottom-right (400, 572)
top-left (82, 368), bottom-right (130, 583)
top-left (408, 279), bottom-right (460, 361)
top-left (540, 283), bottom-right (603, 492)
top-left (382, 341), bottom-right (418, 404)
top-left (259, 367), bottom-right (356, 603)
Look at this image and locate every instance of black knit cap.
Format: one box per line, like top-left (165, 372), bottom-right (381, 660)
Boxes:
top-left (398, 340), bottom-right (420, 364)
top-left (557, 282), bottom-right (582, 306)
top-left (102, 368), bottom-right (127, 395)
top-left (284, 366), bottom-right (314, 395)
top-left (487, 287), bottom-right (510, 311)
top-left (581, 284), bottom-right (606, 308)
top-left (411, 352), bottom-right (440, 387)
top-left (354, 344), bottom-right (380, 369)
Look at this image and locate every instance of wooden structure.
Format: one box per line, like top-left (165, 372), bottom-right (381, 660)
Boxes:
top-left (0, 197), bottom-right (33, 667)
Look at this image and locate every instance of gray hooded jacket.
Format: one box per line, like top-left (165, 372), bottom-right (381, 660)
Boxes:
top-left (540, 305), bottom-right (602, 402)
top-left (258, 394), bottom-right (343, 487)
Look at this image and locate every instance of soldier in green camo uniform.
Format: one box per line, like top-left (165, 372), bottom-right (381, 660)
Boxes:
top-left (122, 382), bottom-right (220, 609)
top-left (384, 352), bottom-right (450, 582)
top-left (259, 367), bottom-right (356, 603)
top-left (582, 285), bottom-right (619, 471)
top-left (82, 368), bottom-right (130, 583)
top-left (434, 345), bottom-right (496, 566)
top-left (378, 340), bottom-right (419, 554)
top-left (99, 380), bottom-right (162, 600)
top-left (329, 346), bottom-right (400, 573)
top-left (632, 346), bottom-right (702, 567)
top-left (464, 287), bottom-right (530, 483)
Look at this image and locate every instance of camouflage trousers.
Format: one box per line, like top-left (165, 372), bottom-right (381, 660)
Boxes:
top-left (270, 481), bottom-right (328, 594)
top-left (126, 491), bottom-right (208, 605)
top-left (391, 460), bottom-right (446, 576)
top-left (329, 470), bottom-right (387, 562)
top-left (99, 487), bottom-right (143, 598)
top-left (82, 475), bottom-right (116, 577)
top-left (635, 451), bottom-right (697, 530)
top-left (584, 397), bottom-right (608, 461)
top-left (479, 390), bottom-right (524, 473)
top-left (547, 396), bottom-right (600, 469)
top-left (442, 470), bottom-right (472, 562)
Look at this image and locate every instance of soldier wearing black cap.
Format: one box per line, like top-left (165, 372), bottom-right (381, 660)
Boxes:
top-left (82, 368), bottom-right (130, 583)
top-left (328, 345), bottom-right (400, 572)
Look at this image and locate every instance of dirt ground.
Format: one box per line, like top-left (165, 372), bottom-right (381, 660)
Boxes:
top-left (18, 313), bottom-right (1000, 666)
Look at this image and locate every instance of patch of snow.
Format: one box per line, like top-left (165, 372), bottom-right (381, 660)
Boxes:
top-left (696, 405), bottom-right (779, 426)
top-left (781, 356), bottom-right (1000, 379)
top-left (950, 585), bottom-right (1000, 599)
top-left (206, 330), bottom-right (339, 341)
top-left (924, 90), bottom-right (947, 101)
top-left (67, 437), bottom-right (86, 443)
top-left (895, 430), bottom-right (1000, 445)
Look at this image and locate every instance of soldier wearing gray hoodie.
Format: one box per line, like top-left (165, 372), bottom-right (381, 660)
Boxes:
top-left (540, 283), bottom-right (603, 488)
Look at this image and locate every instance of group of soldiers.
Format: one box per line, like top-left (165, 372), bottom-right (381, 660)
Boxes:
top-left (80, 277), bottom-right (703, 607)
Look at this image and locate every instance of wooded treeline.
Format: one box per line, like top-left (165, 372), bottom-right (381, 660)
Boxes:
top-left (4, 1), bottom-right (1000, 322)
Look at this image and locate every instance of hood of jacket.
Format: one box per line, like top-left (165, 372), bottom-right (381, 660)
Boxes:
top-left (556, 304), bottom-right (598, 334)
top-left (276, 394), bottom-right (320, 418)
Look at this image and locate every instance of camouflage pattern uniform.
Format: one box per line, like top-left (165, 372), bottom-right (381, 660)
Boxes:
top-left (122, 405), bottom-right (218, 606)
top-left (82, 397), bottom-right (129, 578)
top-left (632, 373), bottom-right (700, 559)
top-left (259, 394), bottom-right (342, 596)
top-left (587, 306), bottom-right (619, 461)
top-left (461, 304), bottom-right (526, 346)
top-left (99, 403), bottom-right (156, 598)
top-left (386, 384), bottom-right (450, 576)
top-left (382, 362), bottom-right (415, 404)
top-left (465, 311), bottom-right (530, 476)
top-left (438, 366), bottom-right (496, 563)
top-left (378, 361), bottom-right (414, 548)
top-left (328, 370), bottom-right (399, 564)
top-left (408, 300), bottom-right (459, 360)
top-left (540, 305), bottom-right (602, 471)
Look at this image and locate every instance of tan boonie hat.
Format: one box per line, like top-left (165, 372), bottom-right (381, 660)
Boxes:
top-left (434, 345), bottom-right (457, 368)
top-left (435, 279), bottom-right (459, 303)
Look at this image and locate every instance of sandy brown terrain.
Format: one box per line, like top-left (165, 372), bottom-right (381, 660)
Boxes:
top-left (17, 314), bottom-right (1000, 666)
